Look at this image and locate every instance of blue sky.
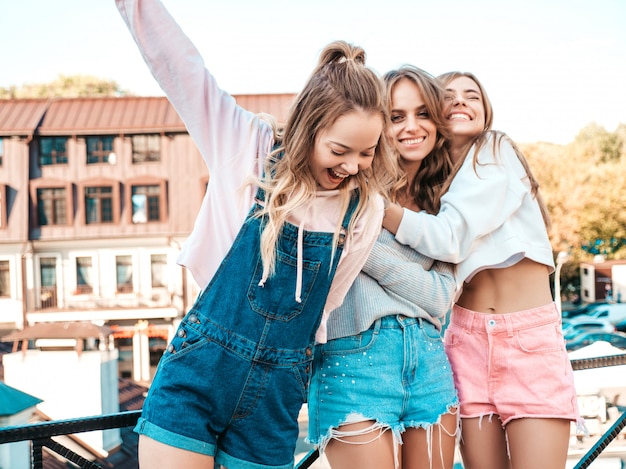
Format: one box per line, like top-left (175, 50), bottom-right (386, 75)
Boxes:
top-left (1, 0), bottom-right (624, 144)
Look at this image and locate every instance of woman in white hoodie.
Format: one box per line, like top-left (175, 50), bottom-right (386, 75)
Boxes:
top-left (115, 1), bottom-right (397, 468)
top-left (382, 71), bottom-right (582, 469)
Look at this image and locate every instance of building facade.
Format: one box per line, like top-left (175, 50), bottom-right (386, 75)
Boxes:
top-left (0, 93), bottom-right (295, 383)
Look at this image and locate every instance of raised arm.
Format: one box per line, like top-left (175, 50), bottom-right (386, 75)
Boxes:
top-left (393, 135), bottom-right (529, 263)
top-left (115, 0), bottom-right (271, 173)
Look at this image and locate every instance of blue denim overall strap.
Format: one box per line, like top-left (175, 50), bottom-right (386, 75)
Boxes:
top-left (187, 186), bottom-right (359, 356)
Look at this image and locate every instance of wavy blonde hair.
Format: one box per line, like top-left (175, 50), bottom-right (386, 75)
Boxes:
top-left (437, 71), bottom-right (550, 228)
top-left (256, 41), bottom-right (398, 278)
top-left (383, 65), bottom-right (453, 214)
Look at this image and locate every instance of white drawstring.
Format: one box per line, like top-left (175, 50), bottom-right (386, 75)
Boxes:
top-left (295, 216), bottom-right (305, 303)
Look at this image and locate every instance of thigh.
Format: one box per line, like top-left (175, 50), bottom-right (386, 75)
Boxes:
top-left (402, 411), bottom-right (458, 469)
top-left (506, 418), bottom-right (570, 469)
top-left (459, 417), bottom-right (510, 469)
top-left (138, 435), bottom-right (214, 469)
top-left (325, 421), bottom-right (396, 469)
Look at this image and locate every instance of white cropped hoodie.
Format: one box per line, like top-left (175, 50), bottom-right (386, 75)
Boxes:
top-left (396, 132), bottom-right (555, 285)
top-left (116, 0), bottom-right (383, 341)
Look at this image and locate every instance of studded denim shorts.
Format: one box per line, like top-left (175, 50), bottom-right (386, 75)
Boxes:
top-left (307, 315), bottom-right (459, 445)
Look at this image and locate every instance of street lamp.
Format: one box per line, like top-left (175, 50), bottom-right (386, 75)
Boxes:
top-left (554, 251), bottom-right (570, 313)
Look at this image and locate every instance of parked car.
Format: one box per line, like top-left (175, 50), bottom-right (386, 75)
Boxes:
top-left (562, 318), bottom-right (615, 341)
top-left (566, 331), bottom-right (626, 352)
top-left (585, 303), bottom-right (626, 325)
top-left (562, 302), bottom-right (609, 319)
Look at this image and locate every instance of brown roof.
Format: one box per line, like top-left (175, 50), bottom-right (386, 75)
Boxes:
top-left (234, 93), bottom-right (295, 123)
top-left (0, 99), bottom-right (49, 137)
top-left (39, 96), bottom-right (187, 135)
top-left (0, 93), bottom-right (297, 137)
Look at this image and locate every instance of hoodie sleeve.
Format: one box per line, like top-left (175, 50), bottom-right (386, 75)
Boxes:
top-left (115, 0), bottom-right (269, 194)
top-left (315, 195), bottom-right (384, 343)
top-left (395, 134), bottom-right (528, 263)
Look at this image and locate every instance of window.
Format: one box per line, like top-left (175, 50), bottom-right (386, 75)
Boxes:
top-left (0, 260), bottom-right (10, 297)
top-left (86, 136), bottom-right (114, 164)
top-left (85, 186), bottom-right (113, 224)
top-left (40, 257), bottom-right (57, 308)
top-left (76, 257), bottom-right (94, 294)
top-left (151, 254), bottom-right (167, 288)
top-left (132, 185), bottom-right (162, 223)
top-left (132, 135), bottom-right (161, 163)
top-left (116, 255), bottom-right (133, 293)
top-left (0, 184), bottom-right (5, 229)
top-left (39, 137), bottom-right (68, 165)
top-left (37, 188), bottom-right (67, 225)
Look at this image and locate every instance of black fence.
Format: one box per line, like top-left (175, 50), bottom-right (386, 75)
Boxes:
top-left (1, 354), bottom-right (626, 469)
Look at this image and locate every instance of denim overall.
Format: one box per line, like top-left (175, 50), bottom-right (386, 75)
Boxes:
top-left (135, 188), bottom-right (359, 469)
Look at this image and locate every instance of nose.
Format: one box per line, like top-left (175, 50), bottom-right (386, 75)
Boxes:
top-left (451, 93), bottom-right (465, 106)
top-left (405, 115), bottom-right (419, 132)
top-left (339, 155), bottom-right (360, 175)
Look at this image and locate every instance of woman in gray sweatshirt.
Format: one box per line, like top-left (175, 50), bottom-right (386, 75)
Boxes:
top-left (307, 65), bottom-right (459, 469)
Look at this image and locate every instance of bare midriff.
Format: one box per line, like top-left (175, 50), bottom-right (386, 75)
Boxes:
top-left (456, 257), bottom-right (554, 314)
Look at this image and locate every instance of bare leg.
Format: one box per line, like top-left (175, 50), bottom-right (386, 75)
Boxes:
top-left (138, 434), bottom-right (215, 469)
top-left (402, 411), bottom-right (458, 469)
top-left (325, 421), bottom-right (396, 469)
top-left (458, 416), bottom-right (510, 469)
top-left (506, 418), bottom-right (570, 469)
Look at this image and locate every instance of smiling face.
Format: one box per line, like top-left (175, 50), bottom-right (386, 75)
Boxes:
top-left (389, 78), bottom-right (437, 176)
top-left (443, 75), bottom-right (486, 148)
top-left (310, 109), bottom-right (382, 190)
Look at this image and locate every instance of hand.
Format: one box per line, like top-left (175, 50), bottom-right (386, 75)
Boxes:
top-left (382, 201), bottom-right (403, 234)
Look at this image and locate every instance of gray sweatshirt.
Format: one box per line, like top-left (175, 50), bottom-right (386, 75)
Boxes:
top-left (326, 229), bottom-right (456, 341)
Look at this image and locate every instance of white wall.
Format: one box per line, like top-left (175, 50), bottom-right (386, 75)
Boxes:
top-left (3, 349), bottom-right (122, 454)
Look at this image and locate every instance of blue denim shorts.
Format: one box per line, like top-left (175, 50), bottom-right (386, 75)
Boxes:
top-left (307, 315), bottom-right (458, 445)
top-left (135, 310), bottom-right (312, 469)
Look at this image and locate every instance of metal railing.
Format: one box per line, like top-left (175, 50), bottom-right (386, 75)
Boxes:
top-left (1, 354), bottom-right (625, 469)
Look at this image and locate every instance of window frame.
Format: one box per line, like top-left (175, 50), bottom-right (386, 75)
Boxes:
top-left (39, 136), bottom-right (69, 166)
top-left (131, 134), bottom-right (161, 163)
top-left (0, 258), bottom-right (11, 298)
top-left (86, 135), bottom-right (114, 165)
top-left (29, 179), bottom-right (73, 227)
top-left (78, 178), bottom-right (120, 226)
top-left (126, 177), bottom-right (167, 224)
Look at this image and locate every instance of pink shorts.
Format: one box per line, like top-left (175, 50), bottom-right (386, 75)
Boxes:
top-left (444, 303), bottom-right (581, 427)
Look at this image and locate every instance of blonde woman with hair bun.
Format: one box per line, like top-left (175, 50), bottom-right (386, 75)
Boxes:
top-left (115, 1), bottom-right (397, 468)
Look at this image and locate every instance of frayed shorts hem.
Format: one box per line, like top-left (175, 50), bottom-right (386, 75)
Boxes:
top-left (459, 411), bottom-right (583, 429)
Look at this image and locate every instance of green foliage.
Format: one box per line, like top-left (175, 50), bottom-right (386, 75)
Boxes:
top-left (0, 74), bottom-right (130, 99)
top-left (522, 122), bottom-right (626, 297)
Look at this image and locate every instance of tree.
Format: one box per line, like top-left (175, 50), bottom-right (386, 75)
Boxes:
top-left (0, 74), bottom-right (130, 99)
top-left (522, 123), bottom-right (626, 300)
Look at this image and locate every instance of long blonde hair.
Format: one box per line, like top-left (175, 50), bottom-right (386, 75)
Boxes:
top-left (437, 71), bottom-right (551, 228)
top-left (256, 41), bottom-right (397, 278)
top-left (383, 65), bottom-right (453, 214)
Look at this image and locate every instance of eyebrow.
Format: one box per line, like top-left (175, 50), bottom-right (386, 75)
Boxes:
top-left (329, 141), bottom-right (378, 151)
top-left (391, 104), bottom-right (427, 113)
top-left (446, 87), bottom-right (480, 95)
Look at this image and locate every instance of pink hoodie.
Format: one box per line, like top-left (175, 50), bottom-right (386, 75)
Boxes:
top-left (116, 0), bottom-right (383, 342)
